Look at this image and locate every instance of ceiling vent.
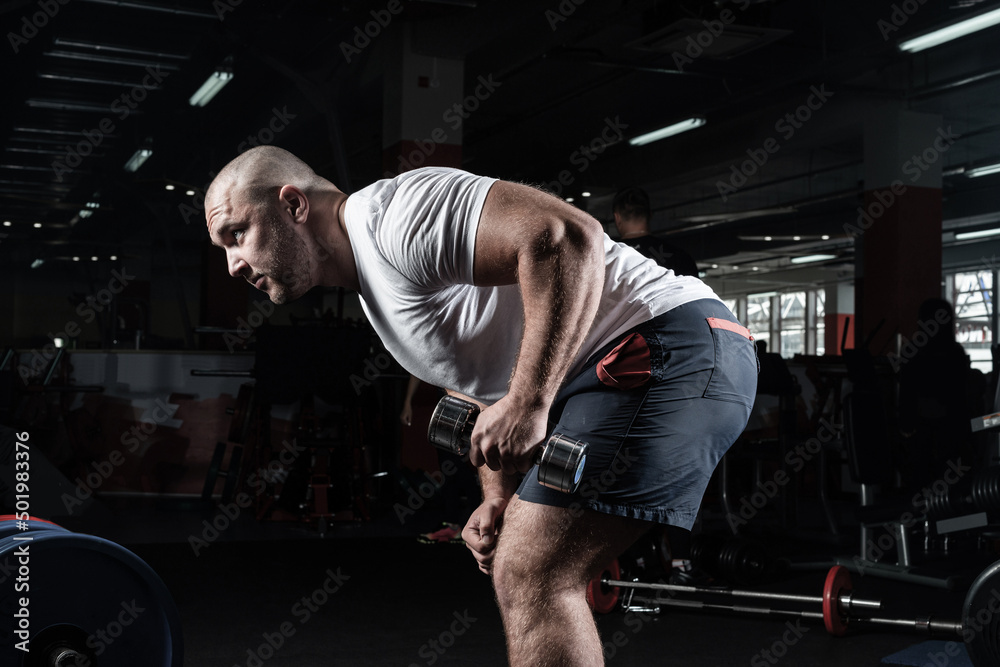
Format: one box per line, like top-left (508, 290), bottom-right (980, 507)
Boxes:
top-left (627, 19), bottom-right (790, 59)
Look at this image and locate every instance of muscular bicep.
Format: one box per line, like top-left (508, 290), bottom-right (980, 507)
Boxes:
top-left (472, 181), bottom-right (603, 287)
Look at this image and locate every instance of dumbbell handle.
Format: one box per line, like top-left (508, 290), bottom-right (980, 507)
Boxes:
top-left (427, 395), bottom-right (588, 494)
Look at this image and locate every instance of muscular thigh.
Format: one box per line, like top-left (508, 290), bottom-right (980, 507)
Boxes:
top-left (495, 494), bottom-right (651, 586)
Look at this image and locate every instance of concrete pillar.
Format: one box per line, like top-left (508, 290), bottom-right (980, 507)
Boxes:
top-left (854, 110), bottom-right (949, 353)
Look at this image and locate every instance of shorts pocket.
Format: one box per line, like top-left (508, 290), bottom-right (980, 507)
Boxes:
top-left (702, 318), bottom-right (758, 408)
top-left (596, 332), bottom-right (651, 390)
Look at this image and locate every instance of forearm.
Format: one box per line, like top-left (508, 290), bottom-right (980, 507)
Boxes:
top-left (508, 221), bottom-right (605, 409)
top-left (478, 465), bottom-right (520, 502)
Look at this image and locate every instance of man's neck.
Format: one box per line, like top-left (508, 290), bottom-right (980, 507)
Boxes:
top-left (314, 190), bottom-right (360, 292)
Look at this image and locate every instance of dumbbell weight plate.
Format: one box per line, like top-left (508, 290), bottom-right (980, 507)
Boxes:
top-left (0, 522), bottom-right (183, 666)
top-left (822, 565), bottom-right (852, 637)
top-left (587, 559), bottom-right (621, 614)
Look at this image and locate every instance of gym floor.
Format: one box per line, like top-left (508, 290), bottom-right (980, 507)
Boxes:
top-left (60, 500), bottom-right (988, 666)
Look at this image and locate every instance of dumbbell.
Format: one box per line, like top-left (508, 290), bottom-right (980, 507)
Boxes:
top-left (427, 395), bottom-right (588, 493)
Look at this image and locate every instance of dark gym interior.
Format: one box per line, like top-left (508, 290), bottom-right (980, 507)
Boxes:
top-left (2, 0), bottom-right (1000, 664)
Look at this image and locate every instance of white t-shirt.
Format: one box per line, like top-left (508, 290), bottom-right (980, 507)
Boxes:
top-left (343, 167), bottom-right (720, 404)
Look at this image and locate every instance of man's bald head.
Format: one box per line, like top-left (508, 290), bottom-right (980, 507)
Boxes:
top-left (206, 145), bottom-right (325, 213)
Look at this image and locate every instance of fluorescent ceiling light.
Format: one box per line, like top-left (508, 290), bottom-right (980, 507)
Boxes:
top-left (30, 259), bottom-right (44, 269)
top-left (790, 254), bottom-right (837, 264)
top-left (966, 162), bottom-right (1000, 178)
top-left (189, 70), bottom-right (234, 107)
top-left (2, 221), bottom-right (10, 227)
top-left (165, 184), bottom-right (175, 191)
top-left (955, 228), bottom-right (1000, 240)
top-left (124, 148), bottom-right (152, 173)
top-left (78, 209), bottom-right (93, 219)
top-left (32, 222), bottom-right (41, 228)
top-left (629, 117), bottom-right (705, 146)
top-left (899, 7), bottom-right (1000, 52)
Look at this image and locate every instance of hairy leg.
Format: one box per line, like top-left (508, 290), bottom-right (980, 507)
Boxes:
top-left (491, 496), bottom-right (651, 667)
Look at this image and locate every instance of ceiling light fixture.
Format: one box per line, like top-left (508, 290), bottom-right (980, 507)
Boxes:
top-left (124, 147), bottom-right (152, 173)
top-left (628, 117), bottom-right (706, 147)
top-left (899, 7), bottom-right (1000, 52)
top-left (966, 162), bottom-right (1000, 178)
top-left (955, 228), bottom-right (1000, 240)
top-left (790, 254), bottom-right (837, 264)
top-left (189, 68), bottom-right (234, 107)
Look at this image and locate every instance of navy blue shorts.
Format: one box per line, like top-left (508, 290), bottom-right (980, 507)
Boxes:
top-left (516, 298), bottom-right (758, 529)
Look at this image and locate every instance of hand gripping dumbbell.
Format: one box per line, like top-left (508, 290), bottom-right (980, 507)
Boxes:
top-left (427, 395), bottom-right (589, 493)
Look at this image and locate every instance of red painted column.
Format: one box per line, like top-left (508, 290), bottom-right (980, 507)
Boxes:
top-left (824, 282), bottom-right (854, 355)
top-left (382, 26), bottom-right (464, 175)
top-left (854, 110), bottom-right (947, 353)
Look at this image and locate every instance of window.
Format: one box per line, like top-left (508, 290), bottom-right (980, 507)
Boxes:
top-left (747, 293), bottom-right (772, 352)
top-left (780, 292), bottom-right (806, 358)
top-left (952, 270), bottom-right (993, 374)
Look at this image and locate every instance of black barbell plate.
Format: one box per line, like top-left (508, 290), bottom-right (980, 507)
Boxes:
top-left (0, 528), bottom-right (183, 666)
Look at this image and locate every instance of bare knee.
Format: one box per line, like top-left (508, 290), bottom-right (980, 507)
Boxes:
top-left (493, 544), bottom-right (586, 614)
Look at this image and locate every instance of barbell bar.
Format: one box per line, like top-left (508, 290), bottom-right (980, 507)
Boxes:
top-left (591, 559), bottom-right (1000, 666)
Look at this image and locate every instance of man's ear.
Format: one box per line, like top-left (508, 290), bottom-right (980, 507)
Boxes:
top-left (279, 184), bottom-right (309, 223)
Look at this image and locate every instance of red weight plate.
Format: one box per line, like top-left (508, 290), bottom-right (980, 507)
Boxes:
top-left (822, 565), bottom-right (852, 636)
top-left (587, 558), bottom-right (621, 614)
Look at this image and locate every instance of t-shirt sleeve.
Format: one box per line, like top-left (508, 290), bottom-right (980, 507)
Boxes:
top-left (373, 168), bottom-right (497, 289)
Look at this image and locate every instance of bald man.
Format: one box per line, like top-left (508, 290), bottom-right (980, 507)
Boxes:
top-left (205, 146), bottom-right (757, 666)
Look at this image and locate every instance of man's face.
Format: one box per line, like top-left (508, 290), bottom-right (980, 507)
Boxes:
top-left (207, 190), bottom-right (314, 305)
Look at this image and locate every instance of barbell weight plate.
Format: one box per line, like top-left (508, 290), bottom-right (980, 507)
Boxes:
top-left (0, 515), bottom-right (67, 540)
top-left (963, 558), bottom-right (1000, 667)
top-left (587, 558), bottom-right (621, 614)
top-left (822, 565), bottom-right (852, 637)
top-left (0, 527), bottom-right (183, 666)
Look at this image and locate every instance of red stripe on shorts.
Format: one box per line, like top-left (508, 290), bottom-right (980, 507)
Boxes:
top-left (706, 317), bottom-right (753, 340)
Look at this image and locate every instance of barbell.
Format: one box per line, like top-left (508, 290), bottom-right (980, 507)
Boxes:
top-left (588, 558), bottom-right (1000, 666)
top-left (0, 516), bottom-right (183, 666)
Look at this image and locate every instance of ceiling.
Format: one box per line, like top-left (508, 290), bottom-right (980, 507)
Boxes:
top-left (2, 0), bottom-right (1000, 298)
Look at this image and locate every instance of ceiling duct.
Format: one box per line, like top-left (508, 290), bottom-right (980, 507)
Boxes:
top-left (626, 19), bottom-right (790, 58)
